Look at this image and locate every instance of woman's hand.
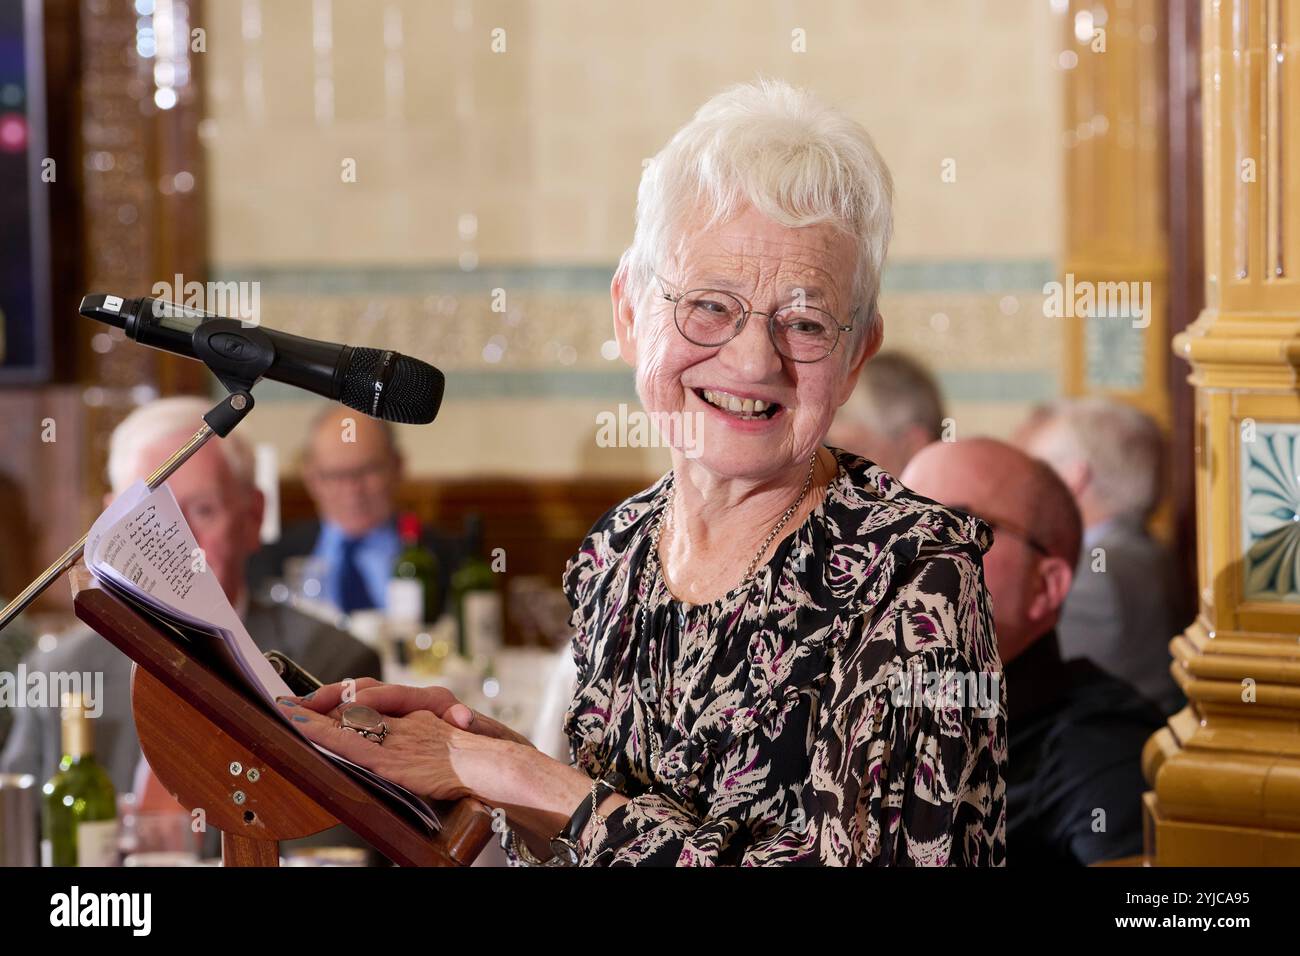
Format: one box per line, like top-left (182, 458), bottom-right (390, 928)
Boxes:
top-left (294, 678), bottom-right (535, 748)
top-left (280, 692), bottom-right (473, 801)
top-left (283, 679), bottom-right (623, 842)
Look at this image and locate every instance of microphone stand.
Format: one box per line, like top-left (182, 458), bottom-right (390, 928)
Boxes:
top-left (0, 311), bottom-right (278, 634)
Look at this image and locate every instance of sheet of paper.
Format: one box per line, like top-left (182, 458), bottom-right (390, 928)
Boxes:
top-left (84, 479), bottom-right (149, 566)
top-left (88, 482), bottom-right (290, 702)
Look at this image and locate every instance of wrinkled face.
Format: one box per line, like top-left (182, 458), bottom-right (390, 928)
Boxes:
top-left (302, 415), bottom-right (401, 538)
top-left (126, 435), bottom-right (263, 604)
top-left (620, 205), bottom-right (877, 481)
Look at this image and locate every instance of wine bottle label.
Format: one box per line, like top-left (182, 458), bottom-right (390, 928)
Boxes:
top-left (464, 592), bottom-right (503, 660)
top-left (76, 820), bottom-right (118, 867)
top-left (386, 578), bottom-right (424, 626)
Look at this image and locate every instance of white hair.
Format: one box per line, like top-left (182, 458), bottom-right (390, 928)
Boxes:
top-left (106, 396), bottom-right (256, 494)
top-left (623, 77), bottom-right (895, 337)
top-left (1037, 397), bottom-right (1164, 521)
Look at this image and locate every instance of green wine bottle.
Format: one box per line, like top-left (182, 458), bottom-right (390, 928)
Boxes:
top-left (390, 512), bottom-right (441, 625)
top-left (452, 514), bottom-right (502, 661)
top-left (41, 693), bottom-right (117, 867)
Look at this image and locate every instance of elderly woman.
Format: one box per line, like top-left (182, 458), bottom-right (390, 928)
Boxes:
top-left (288, 78), bottom-right (1006, 866)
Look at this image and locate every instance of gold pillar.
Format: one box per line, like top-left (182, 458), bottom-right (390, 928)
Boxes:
top-left (1150, 0), bottom-right (1300, 865)
top-left (1061, 0), bottom-right (1170, 427)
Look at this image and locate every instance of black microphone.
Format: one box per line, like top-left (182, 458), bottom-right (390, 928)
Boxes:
top-left (79, 293), bottom-right (445, 424)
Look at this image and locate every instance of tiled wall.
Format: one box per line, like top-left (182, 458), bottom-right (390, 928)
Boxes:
top-left (201, 0), bottom-right (1065, 478)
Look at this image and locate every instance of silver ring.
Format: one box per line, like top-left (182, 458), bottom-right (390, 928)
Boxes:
top-left (339, 703), bottom-right (388, 745)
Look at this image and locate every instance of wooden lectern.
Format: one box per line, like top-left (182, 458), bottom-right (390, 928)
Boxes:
top-left (69, 565), bottom-right (494, 867)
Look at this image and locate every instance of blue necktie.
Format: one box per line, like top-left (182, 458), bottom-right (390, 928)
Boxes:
top-left (337, 536), bottom-right (376, 613)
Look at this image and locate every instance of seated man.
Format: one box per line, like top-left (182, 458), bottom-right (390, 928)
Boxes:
top-left (826, 350), bottom-right (946, 478)
top-left (246, 404), bottom-right (459, 619)
top-left (1019, 397), bottom-right (1187, 716)
top-left (0, 601), bottom-right (33, 754)
top-left (902, 437), bottom-right (1164, 866)
top-left (0, 397), bottom-right (381, 854)
top-left (0, 472), bottom-right (38, 752)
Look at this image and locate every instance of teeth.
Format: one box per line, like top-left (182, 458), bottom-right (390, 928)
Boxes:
top-left (698, 388), bottom-right (775, 420)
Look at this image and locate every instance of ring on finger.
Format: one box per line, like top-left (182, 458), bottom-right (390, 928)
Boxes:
top-left (339, 703), bottom-right (389, 745)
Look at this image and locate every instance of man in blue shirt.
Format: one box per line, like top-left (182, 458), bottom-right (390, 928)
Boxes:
top-left (247, 405), bottom-right (457, 618)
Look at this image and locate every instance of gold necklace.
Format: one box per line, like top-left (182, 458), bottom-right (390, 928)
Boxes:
top-left (650, 450), bottom-right (820, 590)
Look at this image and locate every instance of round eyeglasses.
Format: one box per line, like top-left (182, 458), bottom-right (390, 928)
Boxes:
top-left (655, 272), bottom-right (858, 364)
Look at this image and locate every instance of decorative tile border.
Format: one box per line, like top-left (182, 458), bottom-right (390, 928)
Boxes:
top-left (203, 260), bottom-right (1061, 406)
top-left (1241, 423), bottom-right (1300, 603)
top-left (1085, 314), bottom-right (1147, 391)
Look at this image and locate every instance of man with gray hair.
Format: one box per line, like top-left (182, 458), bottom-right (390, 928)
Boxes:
top-left (1, 396), bottom-right (381, 857)
top-left (1020, 397), bottom-right (1186, 716)
top-left (827, 351), bottom-right (946, 478)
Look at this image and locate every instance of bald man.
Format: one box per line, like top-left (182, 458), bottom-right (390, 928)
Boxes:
top-left (902, 438), bottom-right (1163, 866)
top-left (247, 405), bottom-right (459, 619)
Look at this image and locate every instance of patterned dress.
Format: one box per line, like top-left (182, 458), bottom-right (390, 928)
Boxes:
top-left (548, 447), bottom-right (1006, 866)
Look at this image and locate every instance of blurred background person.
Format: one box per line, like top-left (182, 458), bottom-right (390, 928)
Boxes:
top-left (0, 616), bottom-right (33, 756)
top-left (826, 350), bottom-right (946, 477)
top-left (0, 471), bottom-right (35, 613)
top-left (246, 405), bottom-right (460, 620)
top-left (902, 437), bottom-right (1163, 866)
top-left (0, 471), bottom-right (36, 752)
top-left (1019, 397), bottom-right (1186, 717)
top-left (0, 397), bottom-right (381, 809)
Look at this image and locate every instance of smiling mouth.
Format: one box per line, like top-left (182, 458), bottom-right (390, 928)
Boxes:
top-left (693, 387), bottom-right (782, 421)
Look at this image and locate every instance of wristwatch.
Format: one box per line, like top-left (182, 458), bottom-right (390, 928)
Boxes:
top-left (549, 771), bottom-right (625, 866)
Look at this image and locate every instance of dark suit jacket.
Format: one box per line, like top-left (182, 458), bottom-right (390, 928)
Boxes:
top-left (246, 519), bottom-right (462, 621)
top-left (1006, 632), bottom-right (1165, 866)
top-left (1058, 519), bottom-right (1188, 717)
top-left (0, 599), bottom-right (382, 859)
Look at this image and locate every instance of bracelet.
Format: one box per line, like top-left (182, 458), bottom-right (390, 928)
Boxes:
top-left (492, 771), bottom-right (626, 867)
top-left (549, 771), bottom-right (626, 866)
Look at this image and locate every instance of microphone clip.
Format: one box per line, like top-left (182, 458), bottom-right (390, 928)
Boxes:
top-left (191, 318), bottom-right (277, 396)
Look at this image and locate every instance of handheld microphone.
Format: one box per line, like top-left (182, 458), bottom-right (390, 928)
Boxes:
top-left (79, 293), bottom-right (444, 424)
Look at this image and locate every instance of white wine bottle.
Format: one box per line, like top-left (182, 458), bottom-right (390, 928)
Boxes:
top-left (41, 693), bottom-right (117, 866)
